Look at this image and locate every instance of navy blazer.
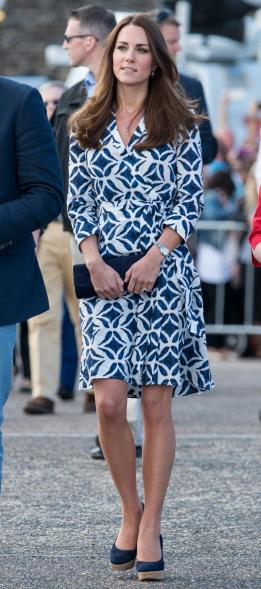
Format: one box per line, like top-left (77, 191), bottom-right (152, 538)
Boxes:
top-left (0, 78), bottom-right (64, 326)
top-left (180, 73), bottom-right (217, 165)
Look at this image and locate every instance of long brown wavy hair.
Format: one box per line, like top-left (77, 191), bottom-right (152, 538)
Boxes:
top-left (69, 13), bottom-right (204, 150)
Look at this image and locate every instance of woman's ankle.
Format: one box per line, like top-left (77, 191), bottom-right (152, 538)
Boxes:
top-left (116, 518), bottom-right (140, 549)
top-left (138, 519), bottom-right (161, 539)
top-left (122, 498), bottom-right (143, 516)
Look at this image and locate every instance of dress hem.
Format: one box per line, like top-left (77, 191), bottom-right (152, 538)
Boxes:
top-left (79, 375), bottom-right (215, 397)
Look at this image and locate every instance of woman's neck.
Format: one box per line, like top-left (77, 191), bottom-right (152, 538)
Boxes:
top-left (116, 84), bottom-right (147, 114)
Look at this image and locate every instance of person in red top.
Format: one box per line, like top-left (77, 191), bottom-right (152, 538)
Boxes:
top-left (249, 186), bottom-right (261, 266)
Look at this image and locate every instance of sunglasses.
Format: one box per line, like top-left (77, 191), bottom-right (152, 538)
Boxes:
top-left (63, 33), bottom-right (99, 43)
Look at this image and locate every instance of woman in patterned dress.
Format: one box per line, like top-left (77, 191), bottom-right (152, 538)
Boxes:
top-left (68, 14), bottom-right (214, 581)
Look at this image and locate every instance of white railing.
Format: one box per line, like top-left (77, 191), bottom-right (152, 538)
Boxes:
top-left (194, 220), bottom-right (261, 334)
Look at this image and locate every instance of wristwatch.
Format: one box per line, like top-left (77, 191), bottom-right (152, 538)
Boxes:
top-left (154, 240), bottom-right (170, 258)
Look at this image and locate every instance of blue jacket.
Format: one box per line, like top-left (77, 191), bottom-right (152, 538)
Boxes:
top-left (0, 77), bottom-right (64, 326)
top-left (180, 73), bottom-right (217, 165)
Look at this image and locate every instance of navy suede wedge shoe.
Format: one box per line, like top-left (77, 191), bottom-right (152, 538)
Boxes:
top-left (110, 502), bottom-right (144, 571)
top-left (110, 543), bottom-right (137, 571)
top-left (136, 534), bottom-right (164, 581)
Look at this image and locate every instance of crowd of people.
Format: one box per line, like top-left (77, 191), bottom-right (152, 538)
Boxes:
top-left (1, 4), bottom-right (261, 582)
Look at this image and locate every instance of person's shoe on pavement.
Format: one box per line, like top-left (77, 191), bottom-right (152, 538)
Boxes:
top-left (24, 396), bottom-right (54, 415)
top-left (90, 436), bottom-right (142, 460)
top-left (91, 445), bottom-right (105, 460)
top-left (57, 384), bottom-right (74, 401)
top-left (18, 378), bottom-right (32, 394)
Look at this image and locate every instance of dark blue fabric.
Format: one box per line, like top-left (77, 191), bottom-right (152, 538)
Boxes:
top-left (0, 77), bottom-right (64, 326)
top-left (110, 542), bottom-right (137, 566)
top-left (180, 73), bottom-right (217, 165)
top-left (60, 301), bottom-right (78, 390)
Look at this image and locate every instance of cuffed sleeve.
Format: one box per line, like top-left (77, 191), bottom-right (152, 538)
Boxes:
top-left (67, 135), bottom-right (99, 248)
top-left (164, 125), bottom-right (204, 241)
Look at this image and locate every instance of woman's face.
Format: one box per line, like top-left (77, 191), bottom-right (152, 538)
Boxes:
top-left (113, 24), bottom-right (156, 88)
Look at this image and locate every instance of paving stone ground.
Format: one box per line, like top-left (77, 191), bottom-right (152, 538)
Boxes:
top-left (0, 358), bottom-right (260, 589)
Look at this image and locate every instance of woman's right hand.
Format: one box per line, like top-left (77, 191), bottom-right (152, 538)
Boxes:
top-left (252, 242), bottom-right (261, 263)
top-left (88, 259), bottom-right (124, 299)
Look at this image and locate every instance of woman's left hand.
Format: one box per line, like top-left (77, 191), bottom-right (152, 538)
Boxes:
top-left (125, 248), bottom-right (163, 294)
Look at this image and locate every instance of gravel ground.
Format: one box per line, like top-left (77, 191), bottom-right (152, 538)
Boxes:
top-left (0, 358), bottom-right (260, 589)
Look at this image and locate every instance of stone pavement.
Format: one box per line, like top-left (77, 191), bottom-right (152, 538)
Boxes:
top-left (0, 358), bottom-right (260, 589)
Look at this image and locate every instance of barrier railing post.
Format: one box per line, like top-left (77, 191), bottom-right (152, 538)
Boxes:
top-left (195, 220), bottom-right (261, 335)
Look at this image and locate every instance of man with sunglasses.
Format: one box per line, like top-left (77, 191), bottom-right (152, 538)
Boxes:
top-left (54, 5), bottom-right (116, 227)
top-left (24, 5), bottom-right (117, 417)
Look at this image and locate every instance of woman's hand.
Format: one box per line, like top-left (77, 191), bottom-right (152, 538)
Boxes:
top-left (125, 247), bottom-right (163, 294)
top-left (252, 243), bottom-right (261, 263)
top-left (88, 259), bottom-right (124, 299)
top-left (80, 235), bottom-right (124, 299)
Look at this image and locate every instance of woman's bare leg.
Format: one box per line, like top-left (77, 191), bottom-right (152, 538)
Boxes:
top-left (94, 378), bottom-right (142, 549)
top-left (138, 385), bottom-right (175, 561)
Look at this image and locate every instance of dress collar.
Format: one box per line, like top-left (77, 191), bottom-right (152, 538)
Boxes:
top-left (109, 109), bottom-right (146, 150)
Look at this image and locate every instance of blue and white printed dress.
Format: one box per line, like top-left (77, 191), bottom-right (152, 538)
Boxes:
top-left (68, 114), bottom-right (214, 397)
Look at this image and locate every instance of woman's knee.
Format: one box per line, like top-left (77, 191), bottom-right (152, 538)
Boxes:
top-left (94, 380), bottom-right (127, 423)
top-left (96, 397), bottom-right (123, 422)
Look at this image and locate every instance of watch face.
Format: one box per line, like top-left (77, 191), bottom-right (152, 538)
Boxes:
top-left (155, 240), bottom-right (169, 257)
top-left (161, 245), bottom-right (169, 256)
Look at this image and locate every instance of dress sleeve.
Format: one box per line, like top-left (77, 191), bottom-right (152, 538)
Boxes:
top-left (67, 134), bottom-right (99, 247)
top-left (163, 125), bottom-right (204, 242)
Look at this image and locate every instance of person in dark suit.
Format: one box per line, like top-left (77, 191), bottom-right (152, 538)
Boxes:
top-left (179, 73), bottom-right (217, 164)
top-left (149, 8), bottom-right (218, 165)
top-left (0, 77), bottom-right (63, 492)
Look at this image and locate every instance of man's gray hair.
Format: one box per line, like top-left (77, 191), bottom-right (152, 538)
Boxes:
top-left (70, 5), bottom-right (117, 41)
top-left (39, 80), bottom-right (66, 94)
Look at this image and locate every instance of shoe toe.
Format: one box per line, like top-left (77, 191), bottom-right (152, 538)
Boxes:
top-left (110, 541), bottom-right (137, 570)
top-left (90, 446), bottom-right (104, 460)
top-left (24, 397), bottom-right (54, 415)
top-left (57, 385), bottom-right (74, 400)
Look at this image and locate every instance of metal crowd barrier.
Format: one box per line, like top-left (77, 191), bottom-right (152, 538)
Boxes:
top-left (193, 220), bottom-right (261, 335)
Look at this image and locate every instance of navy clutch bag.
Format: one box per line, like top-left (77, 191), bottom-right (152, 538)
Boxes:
top-left (73, 252), bottom-right (146, 298)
